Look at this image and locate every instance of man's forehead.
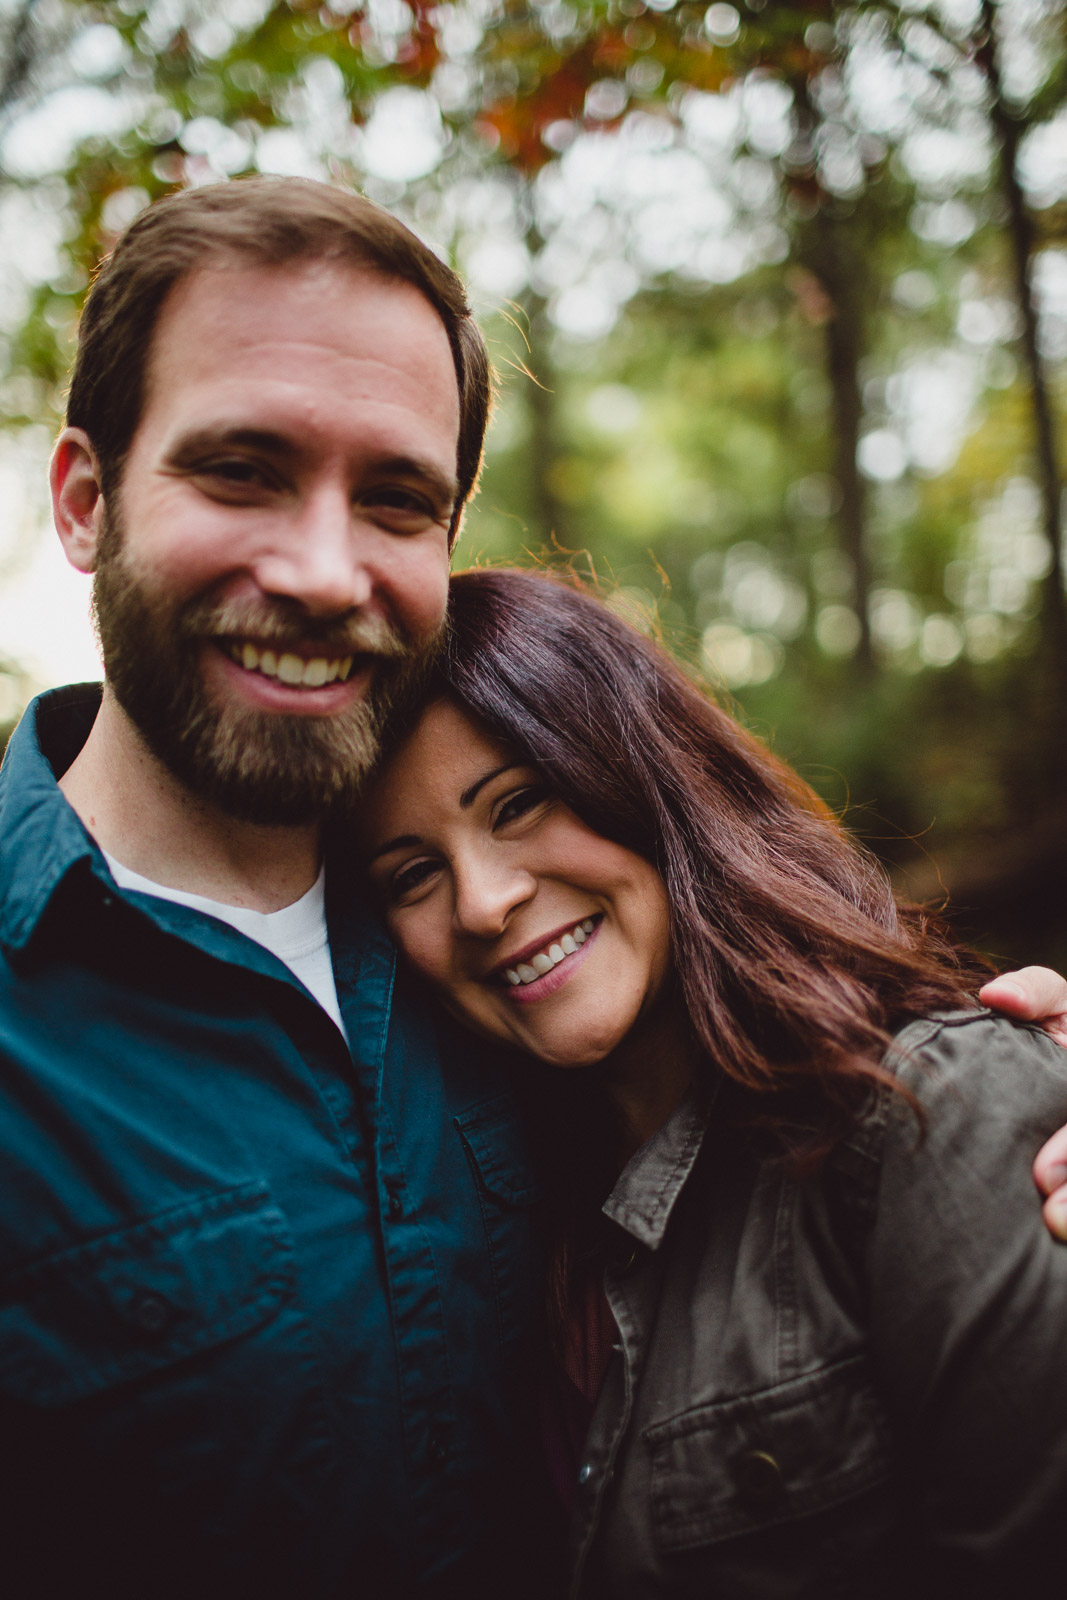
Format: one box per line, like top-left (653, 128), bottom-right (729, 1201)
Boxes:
top-left (145, 256), bottom-right (456, 383)
top-left (136, 256), bottom-right (462, 442)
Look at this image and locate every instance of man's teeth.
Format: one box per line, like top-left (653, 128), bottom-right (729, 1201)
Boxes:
top-left (227, 641), bottom-right (355, 687)
top-left (505, 919), bottom-right (596, 987)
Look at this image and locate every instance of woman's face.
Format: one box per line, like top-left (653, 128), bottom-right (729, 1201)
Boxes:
top-left (362, 698), bottom-right (675, 1069)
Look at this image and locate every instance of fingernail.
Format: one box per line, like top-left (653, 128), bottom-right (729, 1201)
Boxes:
top-left (1043, 1162), bottom-right (1067, 1194)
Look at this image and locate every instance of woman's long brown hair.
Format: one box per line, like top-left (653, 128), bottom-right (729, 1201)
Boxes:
top-left (429, 566), bottom-right (989, 1168)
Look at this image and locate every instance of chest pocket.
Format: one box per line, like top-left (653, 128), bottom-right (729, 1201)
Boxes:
top-left (645, 1353), bottom-right (892, 1553)
top-left (455, 1096), bottom-right (542, 1352)
top-left (0, 1182), bottom-right (293, 1406)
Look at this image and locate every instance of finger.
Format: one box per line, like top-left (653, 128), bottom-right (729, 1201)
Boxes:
top-left (1033, 1122), bottom-right (1067, 1198)
top-left (979, 966), bottom-right (1067, 1022)
top-left (1044, 1187), bottom-right (1067, 1244)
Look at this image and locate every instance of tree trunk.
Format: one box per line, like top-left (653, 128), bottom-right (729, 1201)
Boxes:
top-left (523, 287), bottom-right (570, 549)
top-left (976, 0), bottom-right (1067, 677)
top-left (813, 206), bottom-right (875, 674)
top-left (0, 0), bottom-right (43, 128)
top-left (791, 69), bottom-right (875, 674)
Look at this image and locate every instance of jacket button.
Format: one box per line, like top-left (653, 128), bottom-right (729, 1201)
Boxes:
top-left (578, 1464), bottom-right (593, 1484)
top-left (386, 1186), bottom-right (403, 1219)
top-left (131, 1292), bottom-right (173, 1334)
top-left (427, 1431), bottom-right (447, 1465)
top-left (735, 1449), bottom-right (785, 1505)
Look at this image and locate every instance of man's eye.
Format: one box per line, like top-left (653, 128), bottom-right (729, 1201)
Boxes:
top-left (494, 785), bottom-right (551, 828)
top-left (388, 858), bottom-right (440, 901)
top-left (364, 486), bottom-right (445, 525)
top-left (188, 457), bottom-right (275, 495)
top-left (374, 487), bottom-right (427, 509)
top-left (206, 459), bottom-right (270, 485)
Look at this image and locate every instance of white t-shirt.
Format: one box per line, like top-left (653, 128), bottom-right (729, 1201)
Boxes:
top-left (101, 852), bottom-right (348, 1042)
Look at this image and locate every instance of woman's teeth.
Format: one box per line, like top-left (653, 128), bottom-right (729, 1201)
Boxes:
top-left (504, 919), bottom-right (597, 987)
top-left (223, 640), bottom-right (355, 687)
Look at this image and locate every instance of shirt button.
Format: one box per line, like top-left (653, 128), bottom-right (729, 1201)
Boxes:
top-left (100, 893), bottom-right (115, 909)
top-left (427, 1431), bottom-right (447, 1465)
top-left (578, 1463), bottom-right (593, 1485)
top-left (386, 1186), bottom-right (403, 1220)
top-left (131, 1291), bottom-right (173, 1334)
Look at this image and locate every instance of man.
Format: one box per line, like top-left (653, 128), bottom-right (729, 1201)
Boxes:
top-left (0, 175), bottom-right (1064, 1600)
top-left (0, 178), bottom-right (544, 1599)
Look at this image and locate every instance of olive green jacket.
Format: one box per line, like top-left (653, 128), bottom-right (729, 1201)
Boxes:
top-left (569, 1012), bottom-right (1067, 1599)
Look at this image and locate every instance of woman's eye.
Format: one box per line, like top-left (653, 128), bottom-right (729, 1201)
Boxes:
top-left (388, 858), bottom-right (440, 901)
top-left (494, 785), bottom-right (551, 828)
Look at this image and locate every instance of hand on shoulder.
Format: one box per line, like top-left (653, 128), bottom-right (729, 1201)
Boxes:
top-left (980, 967), bottom-right (1067, 1241)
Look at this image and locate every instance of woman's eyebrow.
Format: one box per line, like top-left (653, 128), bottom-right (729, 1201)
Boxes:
top-left (367, 833), bottom-right (421, 864)
top-left (460, 763), bottom-right (523, 809)
top-left (368, 763), bottom-right (525, 862)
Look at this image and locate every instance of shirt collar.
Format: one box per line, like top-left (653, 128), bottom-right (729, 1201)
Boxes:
top-left (0, 685), bottom-right (112, 953)
top-left (601, 1090), bottom-right (711, 1250)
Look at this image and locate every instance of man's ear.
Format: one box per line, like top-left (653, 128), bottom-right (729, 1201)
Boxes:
top-left (51, 427), bottom-right (107, 574)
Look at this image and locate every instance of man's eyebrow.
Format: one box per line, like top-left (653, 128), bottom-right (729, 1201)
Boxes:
top-left (374, 454), bottom-right (459, 509)
top-left (460, 763), bottom-right (523, 809)
top-left (166, 426), bottom-right (298, 465)
top-left (164, 435), bottom-right (459, 506)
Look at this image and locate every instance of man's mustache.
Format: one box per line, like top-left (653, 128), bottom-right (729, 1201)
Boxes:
top-left (177, 596), bottom-right (411, 660)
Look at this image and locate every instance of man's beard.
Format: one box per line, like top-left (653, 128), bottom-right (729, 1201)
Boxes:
top-left (91, 507), bottom-right (439, 826)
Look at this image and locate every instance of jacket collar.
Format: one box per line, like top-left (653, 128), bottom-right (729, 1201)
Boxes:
top-left (601, 1091), bottom-right (710, 1250)
top-left (0, 685), bottom-right (112, 953)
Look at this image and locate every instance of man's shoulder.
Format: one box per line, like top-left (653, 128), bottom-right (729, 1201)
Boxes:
top-left (0, 686), bottom-right (103, 954)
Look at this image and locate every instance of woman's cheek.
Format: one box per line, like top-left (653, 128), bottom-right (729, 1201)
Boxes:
top-left (393, 910), bottom-right (452, 988)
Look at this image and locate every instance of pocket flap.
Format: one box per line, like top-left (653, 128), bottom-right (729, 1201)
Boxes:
top-left (0, 1183), bottom-right (292, 1406)
top-left (454, 1096), bottom-right (541, 1206)
top-left (646, 1354), bottom-right (891, 1552)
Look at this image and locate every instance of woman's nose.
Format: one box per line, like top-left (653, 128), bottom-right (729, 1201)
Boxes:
top-left (452, 855), bottom-right (535, 939)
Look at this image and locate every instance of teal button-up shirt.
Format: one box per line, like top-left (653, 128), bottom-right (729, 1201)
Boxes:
top-left (0, 686), bottom-right (544, 1599)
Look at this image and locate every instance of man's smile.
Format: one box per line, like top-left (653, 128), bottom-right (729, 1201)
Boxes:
top-left (219, 637), bottom-right (359, 689)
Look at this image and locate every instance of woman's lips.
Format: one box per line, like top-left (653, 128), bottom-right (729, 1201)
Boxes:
top-left (502, 918), bottom-right (602, 1005)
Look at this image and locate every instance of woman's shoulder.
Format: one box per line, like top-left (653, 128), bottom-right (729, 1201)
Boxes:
top-left (853, 1006), bottom-right (1067, 1236)
top-left (830, 1006), bottom-right (1067, 1213)
top-left (883, 1005), bottom-right (1067, 1116)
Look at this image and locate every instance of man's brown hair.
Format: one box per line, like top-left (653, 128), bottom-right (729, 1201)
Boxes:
top-left (66, 176), bottom-right (491, 541)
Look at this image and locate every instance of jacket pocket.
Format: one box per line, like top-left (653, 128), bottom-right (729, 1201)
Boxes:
top-left (455, 1095), bottom-right (541, 1208)
top-left (455, 1095), bottom-right (541, 1351)
top-left (646, 1353), bottom-right (892, 1553)
top-left (0, 1181), bottom-right (293, 1406)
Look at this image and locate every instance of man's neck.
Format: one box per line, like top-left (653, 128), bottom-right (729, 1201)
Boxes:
top-left (58, 687), bottom-right (322, 913)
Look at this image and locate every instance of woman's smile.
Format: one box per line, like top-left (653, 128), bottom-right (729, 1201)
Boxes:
top-left (360, 698), bottom-right (676, 1071)
top-left (496, 915), bottom-right (602, 1003)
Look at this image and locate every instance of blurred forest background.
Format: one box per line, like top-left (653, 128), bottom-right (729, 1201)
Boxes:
top-left (0, 0), bottom-right (1065, 965)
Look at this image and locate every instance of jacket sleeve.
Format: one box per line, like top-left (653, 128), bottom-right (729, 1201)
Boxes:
top-left (867, 1009), bottom-right (1067, 1586)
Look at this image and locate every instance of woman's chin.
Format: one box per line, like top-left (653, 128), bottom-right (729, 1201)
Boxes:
top-left (512, 1026), bottom-right (624, 1071)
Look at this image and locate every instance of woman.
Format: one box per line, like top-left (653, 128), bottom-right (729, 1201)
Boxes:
top-left (362, 567), bottom-right (1067, 1599)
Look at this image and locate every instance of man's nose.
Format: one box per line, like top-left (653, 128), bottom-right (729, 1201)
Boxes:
top-left (452, 854), bottom-right (536, 941)
top-left (253, 488), bottom-right (372, 617)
